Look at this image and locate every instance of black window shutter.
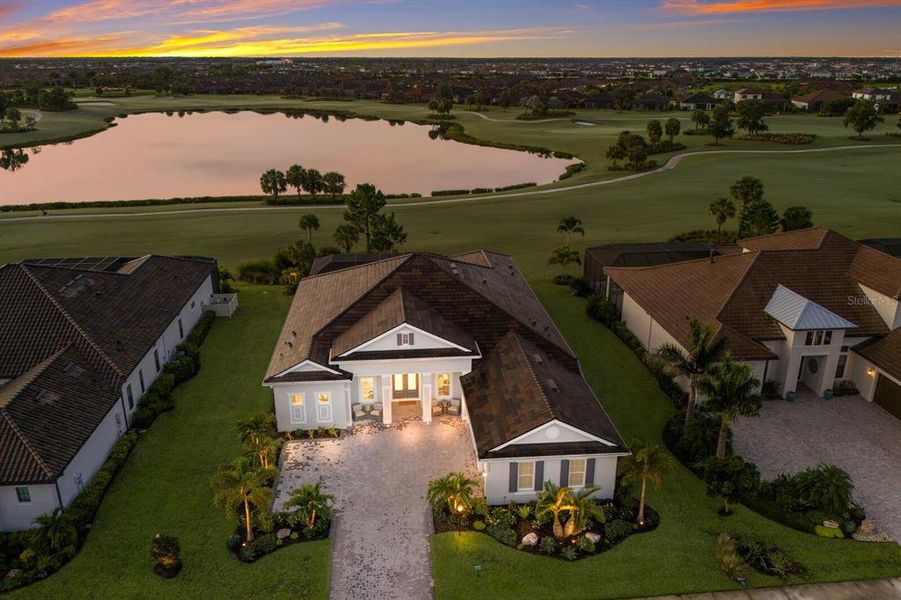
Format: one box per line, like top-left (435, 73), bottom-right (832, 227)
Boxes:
top-left (409, 332), bottom-right (414, 345)
top-left (534, 461), bottom-right (544, 491)
top-left (586, 458), bottom-right (596, 486)
top-left (508, 462), bottom-right (518, 493)
top-left (396, 333), bottom-right (402, 346)
top-left (560, 459), bottom-right (570, 487)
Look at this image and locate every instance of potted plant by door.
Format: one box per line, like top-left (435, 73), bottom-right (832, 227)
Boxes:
top-left (824, 389), bottom-right (833, 400)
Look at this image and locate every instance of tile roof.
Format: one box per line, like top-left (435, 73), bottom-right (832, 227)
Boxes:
top-left (606, 229), bottom-right (895, 360)
top-left (854, 329), bottom-right (901, 382)
top-left (462, 332), bottom-right (626, 459)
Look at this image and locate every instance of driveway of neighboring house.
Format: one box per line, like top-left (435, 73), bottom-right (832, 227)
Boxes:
top-left (732, 393), bottom-right (901, 542)
top-left (274, 417), bottom-right (478, 600)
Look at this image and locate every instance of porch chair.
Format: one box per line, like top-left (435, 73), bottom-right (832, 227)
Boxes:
top-left (370, 402), bottom-right (383, 419)
top-left (447, 398), bottom-right (462, 416)
top-left (352, 403), bottom-right (366, 421)
top-left (431, 401), bottom-right (443, 417)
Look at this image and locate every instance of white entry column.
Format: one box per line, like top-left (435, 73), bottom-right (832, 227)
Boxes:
top-left (421, 372), bottom-right (432, 423)
top-left (382, 375), bottom-right (393, 425)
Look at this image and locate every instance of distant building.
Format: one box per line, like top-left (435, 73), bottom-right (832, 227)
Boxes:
top-left (679, 92), bottom-right (718, 111)
top-left (791, 89), bottom-right (849, 111)
top-left (733, 88), bottom-right (764, 103)
top-left (633, 91), bottom-right (670, 111)
top-left (852, 88), bottom-right (899, 112)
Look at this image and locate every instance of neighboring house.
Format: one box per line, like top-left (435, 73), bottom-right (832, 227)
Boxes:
top-left (584, 91), bottom-right (616, 110)
top-left (679, 92), bottom-right (718, 111)
top-left (713, 89), bottom-right (732, 100)
top-left (263, 251), bottom-right (627, 504)
top-left (0, 255), bottom-right (227, 531)
top-left (604, 229), bottom-right (901, 420)
top-left (852, 88), bottom-right (899, 112)
top-left (790, 89), bottom-right (848, 111)
top-left (633, 91), bottom-right (670, 111)
top-left (733, 88), bottom-right (763, 103)
top-left (583, 241), bottom-right (724, 300)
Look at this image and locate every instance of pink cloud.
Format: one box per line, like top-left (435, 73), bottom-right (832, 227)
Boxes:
top-left (661, 0), bottom-right (901, 14)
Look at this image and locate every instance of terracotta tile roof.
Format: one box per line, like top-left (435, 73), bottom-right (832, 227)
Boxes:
top-left (265, 252), bottom-right (574, 381)
top-left (854, 329), bottom-right (901, 382)
top-left (332, 287), bottom-right (476, 358)
top-left (606, 229), bottom-right (895, 360)
top-left (462, 332), bottom-right (626, 459)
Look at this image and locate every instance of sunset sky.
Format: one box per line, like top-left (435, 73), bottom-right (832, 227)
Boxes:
top-left (0, 0), bottom-right (899, 58)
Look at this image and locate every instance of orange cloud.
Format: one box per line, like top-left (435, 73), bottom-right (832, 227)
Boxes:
top-left (44, 0), bottom-right (168, 22)
top-left (0, 34), bottom-right (127, 57)
top-left (661, 0), bottom-right (901, 13)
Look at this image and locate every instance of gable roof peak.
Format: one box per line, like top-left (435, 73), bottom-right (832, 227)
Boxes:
top-left (764, 284), bottom-right (858, 331)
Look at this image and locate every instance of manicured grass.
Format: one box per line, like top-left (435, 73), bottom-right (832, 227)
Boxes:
top-left (10, 285), bottom-right (331, 600)
top-left (430, 281), bottom-right (901, 600)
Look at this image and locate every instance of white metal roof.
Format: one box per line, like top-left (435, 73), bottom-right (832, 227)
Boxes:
top-left (764, 284), bottom-right (858, 331)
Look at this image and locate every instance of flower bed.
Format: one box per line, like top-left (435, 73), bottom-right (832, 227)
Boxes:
top-left (225, 509), bottom-right (331, 563)
top-left (285, 426), bottom-right (341, 441)
top-left (433, 498), bottom-right (658, 561)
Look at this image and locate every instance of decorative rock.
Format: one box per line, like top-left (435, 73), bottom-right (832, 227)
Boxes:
top-left (822, 519), bottom-right (840, 529)
top-left (5, 569), bottom-right (21, 579)
top-left (276, 528), bottom-right (292, 540)
top-left (852, 519), bottom-right (894, 543)
top-left (521, 532), bottom-right (538, 546)
top-left (585, 532), bottom-right (601, 544)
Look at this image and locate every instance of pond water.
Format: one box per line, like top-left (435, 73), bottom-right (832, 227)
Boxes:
top-left (0, 110), bottom-right (576, 205)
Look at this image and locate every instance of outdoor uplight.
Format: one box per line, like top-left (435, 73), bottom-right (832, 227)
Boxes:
top-left (866, 367), bottom-right (876, 378)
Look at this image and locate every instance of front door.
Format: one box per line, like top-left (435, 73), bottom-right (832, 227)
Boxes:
top-left (392, 374), bottom-right (419, 400)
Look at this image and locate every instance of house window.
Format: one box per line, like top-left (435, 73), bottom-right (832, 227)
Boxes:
top-left (814, 331), bottom-right (824, 345)
top-left (805, 331), bottom-right (814, 345)
top-left (437, 373), bottom-right (451, 397)
top-left (15, 487), bottom-right (30, 503)
top-left (126, 384), bottom-right (135, 409)
top-left (178, 317), bottom-right (184, 339)
top-left (836, 355), bottom-right (847, 379)
top-left (805, 330), bottom-right (832, 346)
top-left (568, 459), bottom-right (587, 488)
top-left (153, 348), bottom-right (161, 373)
top-left (824, 331), bottom-right (833, 345)
top-left (290, 393), bottom-right (305, 423)
top-left (396, 332), bottom-right (414, 346)
top-left (139, 369), bottom-right (145, 393)
top-left (317, 392), bottom-right (332, 422)
top-left (360, 377), bottom-right (376, 402)
top-left (517, 462), bottom-right (535, 491)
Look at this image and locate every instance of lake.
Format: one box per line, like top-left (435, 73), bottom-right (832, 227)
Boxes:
top-left (0, 111), bottom-right (576, 206)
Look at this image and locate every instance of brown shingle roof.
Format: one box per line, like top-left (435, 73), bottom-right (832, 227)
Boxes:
top-left (462, 332), bottom-right (626, 459)
top-left (606, 229), bottom-right (895, 360)
top-left (854, 329), bottom-right (901, 382)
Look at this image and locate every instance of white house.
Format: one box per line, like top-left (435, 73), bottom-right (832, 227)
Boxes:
top-left (264, 251), bottom-right (628, 504)
top-left (604, 228), bottom-right (901, 421)
top-left (0, 255), bottom-right (229, 531)
top-left (733, 88), bottom-right (763, 103)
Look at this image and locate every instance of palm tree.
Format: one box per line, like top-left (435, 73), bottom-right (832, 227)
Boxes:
top-left (285, 164), bottom-right (306, 199)
top-left (729, 176), bottom-right (764, 237)
top-left (709, 197), bottom-right (736, 242)
top-left (333, 223), bottom-right (360, 253)
top-left (656, 317), bottom-right (730, 424)
top-left (260, 169), bottom-right (287, 202)
top-left (619, 440), bottom-right (675, 525)
top-left (563, 485), bottom-right (605, 537)
top-left (323, 171), bottom-right (346, 199)
top-left (236, 413), bottom-right (275, 447)
top-left (548, 246), bottom-right (581, 278)
top-left (302, 168), bottom-right (324, 197)
top-left (248, 433), bottom-right (282, 469)
top-left (699, 358), bottom-right (763, 458)
top-left (427, 472), bottom-right (479, 515)
top-left (536, 481), bottom-right (575, 539)
top-left (299, 214), bottom-right (320, 243)
top-left (31, 507), bottom-right (78, 553)
top-left (284, 482), bottom-right (334, 528)
top-left (556, 216), bottom-right (585, 246)
top-left (211, 457), bottom-right (276, 542)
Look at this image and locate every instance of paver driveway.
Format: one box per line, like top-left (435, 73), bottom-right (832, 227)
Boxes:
top-left (732, 393), bottom-right (901, 542)
top-left (274, 417), bottom-right (478, 600)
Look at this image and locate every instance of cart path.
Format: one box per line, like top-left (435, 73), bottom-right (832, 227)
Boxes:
top-left (2, 143), bottom-right (900, 223)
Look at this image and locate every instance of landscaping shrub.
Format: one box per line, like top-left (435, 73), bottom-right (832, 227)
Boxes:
top-left (150, 534), bottom-right (182, 578)
top-left (713, 533), bottom-right (749, 582)
top-left (431, 188), bottom-right (471, 197)
top-left (586, 297), bottom-right (618, 326)
top-left (558, 162), bottom-right (586, 180)
top-left (833, 380), bottom-right (859, 396)
top-left (699, 455), bottom-right (760, 515)
top-left (250, 533), bottom-right (278, 557)
top-left (472, 520), bottom-right (486, 531)
top-left (494, 182), bottom-right (537, 192)
top-left (130, 408), bottom-right (156, 430)
top-left (488, 507), bottom-right (517, 529)
top-left (762, 379), bottom-right (781, 399)
top-left (236, 259), bottom-right (280, 284)
top-left (733, 133), bottom-right (816, 145)
top-left (670, 229), bottom-right (740, 244)
top-left (733, 534), bottom-right (805, 577)
top-left (538, 536), bottom-right (557, 554)
top-left (815, 525), bottom-right (844, 539)
top-left (604, 519), bottom-right (633, 545)
top-left (568, 277), bottom-right (593, 298)
top-left (486, 524), bottom-right (517, 547)
top-left (559, 546), bottom-right (578, 561)
top-left (66, 431), bottom-right (138, 532)
top-left (665, 412), bottom-right (727, 466)
top-left (577, 536), bottom-right (596, 554)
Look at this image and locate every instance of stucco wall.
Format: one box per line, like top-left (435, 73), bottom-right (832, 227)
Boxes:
top-left (271, 380), bottom-right (352, 431)
top-left (56, 403), bottom-right (127, 506)
top-left (481, 454), bottom-right (619, 505)
top-left (0, 483), bottom-right (59, 532)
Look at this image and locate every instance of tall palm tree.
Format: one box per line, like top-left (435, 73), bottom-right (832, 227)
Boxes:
top-left (285, 164), bottom-right (306, 199)
top-left (619, 440), bottom-right (675, 525)
top-left (302, 168), bottom-right (324, 197)
top-left (31, 507), bottom-right (78, 553)
top-left (323, 171), bottom-right (346, 199)
top-left (563, 485), bottom-right (605, 537)
top-left (556, 216), bottom-right (585, 246)
top-left (709, 197), bottom-right (736, 242)
top-left (729, 176), bottom-right (764, 237)
top-left (427, 472), bottom-right (479, 515)
top-left (211, 457), bottom-right (276, 542)
top-left (536, 481), bottom-right (575, 539)
top-left (699, 358), bottom-right (763, 458)
top-left (260, 169), bottom-right (287, 202)
top-left (548, 246), bottom-right (582, 277)
top-left (656, 317), bottom-right (730, 424)
top-left (299, 214), bottom-right (320, 244)
top-left (236, 413), bottom-right (276, 447)
top-left (285, 482), bottom-right (334, 528)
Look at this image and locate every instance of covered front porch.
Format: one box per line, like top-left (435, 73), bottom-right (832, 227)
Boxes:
top-left (351, 371), bottom-right (467, 425)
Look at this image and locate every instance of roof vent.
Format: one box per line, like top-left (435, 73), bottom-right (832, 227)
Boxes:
top-left (545, 378), bottom-right (559, 392)
top-left (35, 389), bottom-right (59, 406)
top-left (449, 262), bottom-right (460, 278)
top-left (532, 353), bottom-right (544, 364)
top-left (63, 362), bottom-right (85, 377)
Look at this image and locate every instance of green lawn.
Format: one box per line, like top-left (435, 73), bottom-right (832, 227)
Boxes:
top-left (431, 281), bottom-right (901, 600)
top-left (10, 285), bottom-right (331, 600)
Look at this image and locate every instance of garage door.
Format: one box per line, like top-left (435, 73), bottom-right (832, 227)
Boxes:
top-left (873, 375), bottom-right (901, 421)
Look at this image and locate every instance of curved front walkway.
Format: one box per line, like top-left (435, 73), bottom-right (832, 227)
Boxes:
top-left (733, 393), bottom-right (901, 542)
top-left (274, 418), bottom-right (478, 600)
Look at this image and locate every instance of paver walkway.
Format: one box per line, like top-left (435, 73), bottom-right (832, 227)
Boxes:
top-left (732, 393), bottom-right (901, 541)
top-left (642, 577), bottom-right (901, 599)
top-left (274, 417), bottom-right (478, 600)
